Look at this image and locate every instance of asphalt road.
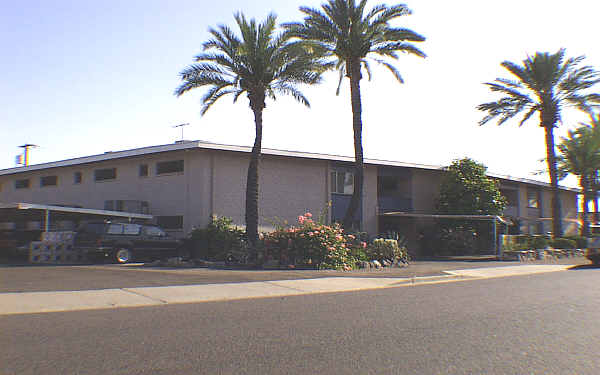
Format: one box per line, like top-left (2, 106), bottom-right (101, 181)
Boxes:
top-left (0, 257), bottom-right (586, 292)
top-left (3, 267), bottom-right (599, 375)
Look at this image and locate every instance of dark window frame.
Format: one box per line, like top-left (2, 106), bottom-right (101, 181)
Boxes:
top-left (74, 172), bottom-right (82, 184)
top-left (156, 160), bottom-right (184, 175)
top-left (15, 179), bottom-right (30, 189)
top-left (139, 164), bottom-right (149, 177)
top-left (527, 189), bottom-right (540, 209)
top-left (94, 168), bottom-right (117, 182)
top-left (330, 170), bottom-right (354, 195)
top-left (40, 175), bottom-right (58, 187)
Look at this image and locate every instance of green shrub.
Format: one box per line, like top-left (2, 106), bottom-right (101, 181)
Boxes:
top-left (515, 235), bottom-right (549, 250)
top-left (529, 236), bottom-right (549, 250)
top-left (550, 238), bottom-right (577, 249)
top-left (563, 235), bottom-right (588, 249)
top-left (365, 238), bottom-right (407, 262)
top-left (188, 216), bottom-right (244, 261)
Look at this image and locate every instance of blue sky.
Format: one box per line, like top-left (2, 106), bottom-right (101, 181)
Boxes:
top-left (2, 0), bottom-right (599, 188)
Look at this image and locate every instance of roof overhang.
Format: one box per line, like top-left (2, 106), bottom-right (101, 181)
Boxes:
top-left (0, 140), bottom-right (580, 192)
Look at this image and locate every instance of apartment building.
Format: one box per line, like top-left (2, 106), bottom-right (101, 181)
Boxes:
top-left (0, 141), bottom-right (580, 254)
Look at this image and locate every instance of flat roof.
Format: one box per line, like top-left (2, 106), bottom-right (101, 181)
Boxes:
top-left (0, 140), bottom-right (579, 192)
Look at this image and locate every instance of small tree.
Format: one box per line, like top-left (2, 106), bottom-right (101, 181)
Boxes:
top-left (437, 158), bottom-right (507, 216)
top-left (435, 158), bottom-right (507, 255)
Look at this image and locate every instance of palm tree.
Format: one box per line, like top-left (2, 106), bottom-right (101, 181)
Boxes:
top-left (284, 0), bottom-right (426, 229)
top-left (588, 113), bottom-right (600, 224)
top-left (478, 49), bottom-right (600, 237)
top-left (175, 13), bottom-right (325, 255)
top-left (556, 125), bottom-right (600, 236)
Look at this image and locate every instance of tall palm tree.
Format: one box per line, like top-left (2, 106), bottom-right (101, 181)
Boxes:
top-left (556, 125), bottom-right (600, 236)
top-left (477, 49), bottom-right (600, 237)
top-left (175, 13), bottom-right (325, 255)
top-left (284, 0), bottom-right (426, 229)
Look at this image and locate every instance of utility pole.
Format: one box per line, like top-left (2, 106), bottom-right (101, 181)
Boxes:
top-left (18, 144), bottom-right (38, 166)
top-left (172, 123), bottom-right (190, 142)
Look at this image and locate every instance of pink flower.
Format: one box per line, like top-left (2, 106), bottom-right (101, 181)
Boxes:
top-left (298, 216), bottom-right (305, 224)
top-left (305, 212), bottom-right (313, 218)
top-left (348, 234), bottom-right (355, 240)
top-left (361, 242), bottom-right (367, 249)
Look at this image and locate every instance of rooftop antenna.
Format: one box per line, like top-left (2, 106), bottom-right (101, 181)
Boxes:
top-left (172, 123), bottom-right (190, 142)
top-left (17, 144), bottom-right (38, 166)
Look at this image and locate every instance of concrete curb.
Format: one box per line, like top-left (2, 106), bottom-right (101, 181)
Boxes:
top-left (0, 264), bottom-right (575, 316)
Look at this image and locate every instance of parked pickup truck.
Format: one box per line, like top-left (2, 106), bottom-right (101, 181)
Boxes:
top-left (75, 222), bottom-right (183, 263)
top-left (586, 237), bottom-right (600, 265)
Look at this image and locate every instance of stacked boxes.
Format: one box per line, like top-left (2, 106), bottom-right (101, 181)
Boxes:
top-left (29, 231), bottom-right (85, 264)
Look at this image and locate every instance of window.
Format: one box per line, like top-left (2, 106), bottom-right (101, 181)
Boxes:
top-left (144, 226), bottom-right (167, 237)
top-left (139, 164), bottom-right (148, 177)
top-left (378, 176), bottom-right (399, 195)
top-left (123, 224), bottom-right (141, 235)
top-left (104, 200), bottom-right (124, 211)
top-left (15, 179), bottom-right (30, 189)
top-left (156, 160), bottom-right (184, 175)
top-left (40, 176), bottom-right (58, 187)
top-left (527, 189), bottom-right (539, 208)
top-left (107, 224), bottom-right (124, 234)
top-left (331, 170), bottom-right (354, 194)
top-left (94, 168), bottom-right (116, 182)
top-left (156, 216), bottom-right (183, 230)
top-left (74, 172), bottom-right (82, 184)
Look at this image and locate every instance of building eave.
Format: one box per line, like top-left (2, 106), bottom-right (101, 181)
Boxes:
top-left (0, 140), bottom-right (579, 192)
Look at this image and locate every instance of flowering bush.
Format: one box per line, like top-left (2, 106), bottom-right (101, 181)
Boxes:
top-left (263, 212), bottom-right (359, 270)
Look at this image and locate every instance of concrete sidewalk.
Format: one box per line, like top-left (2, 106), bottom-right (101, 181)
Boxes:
top-left (0, 264), bottom-right (575, 316)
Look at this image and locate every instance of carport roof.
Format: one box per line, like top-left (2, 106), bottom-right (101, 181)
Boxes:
top-left (0, 203), bottom-right (153, 222)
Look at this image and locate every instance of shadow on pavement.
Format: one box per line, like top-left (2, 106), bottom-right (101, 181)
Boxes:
top-left (567, 263), bottom-right (600, 270)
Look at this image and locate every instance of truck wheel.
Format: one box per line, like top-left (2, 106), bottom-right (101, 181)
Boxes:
top-left (115, 248), bottom-right (133, 264)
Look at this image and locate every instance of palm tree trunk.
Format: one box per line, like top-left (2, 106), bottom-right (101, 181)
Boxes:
top-left (581, 176), bottom-right (591, 237)
top-left (544, 125), bottom-right (563, 237)
top-left (245, 104), bottom-right (263, 256)
top-left (343, 59), bottom-right (364, 231)
top-left (594, 182), bottom-right (599, 225)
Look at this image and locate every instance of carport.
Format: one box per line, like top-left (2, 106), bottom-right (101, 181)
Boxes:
top-left (0, 202), bottom-right (153, 232)
top-left (380, 212), bottom-right (510, 256)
